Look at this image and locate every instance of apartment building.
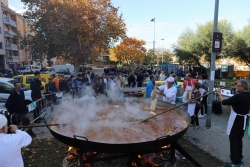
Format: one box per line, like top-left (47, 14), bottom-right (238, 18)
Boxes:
top-left (0, 0), bottom-right (32, 72)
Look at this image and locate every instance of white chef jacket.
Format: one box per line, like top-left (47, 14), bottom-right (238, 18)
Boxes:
top-left (0, 130), bottom-right (32, 167)
top-left (158, 84), bottom-right (177, 103)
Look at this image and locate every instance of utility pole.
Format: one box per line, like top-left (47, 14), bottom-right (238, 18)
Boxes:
top-left (206, 0), bottom-right (220, 128)
top-left (161, 39), bottom-right (164, 63)
top-left (150, 18), bottom-right (155, 66)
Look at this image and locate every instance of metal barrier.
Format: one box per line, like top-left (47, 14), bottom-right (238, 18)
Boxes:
top-left (26, 97), bottom-right (50, 124)
top-left (26, 92), bottom-right (64, 124)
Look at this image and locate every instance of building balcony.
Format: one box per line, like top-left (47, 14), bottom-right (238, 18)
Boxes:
top-left (11, 31), bottom-right (17, 36)
top-left (5, 44), bottom-right (18, 51)
top-left (4, 31), bottom-right (16, 38)
top-left (11, 44), bottom-right (18, 51)
top-left (6, 56), bottom-right (19, 63)
top-left (10, 20), bottom-right (16, 27)
top-left (3, 16), bottom-right (16, 27)
top-left (4, 31), bottom-right (12, 37)
top-left (5, 44), bottom-right (11, 50)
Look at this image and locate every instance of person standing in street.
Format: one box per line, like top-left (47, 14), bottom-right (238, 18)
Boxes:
top-left (198, 74), bottom-right (209, 118)
top-left (59, 74), bottom-right (69, 92)
top-left (5, 81), bottom-right (37, 138)
top-left (136, 72), bottom-right (144, 87)
top-left (159, 71), bottom-right (166, 81)
top-left (189, 82), bottom-right (202, 129)
top-left (51, 74), bottom-right (59, 89)
top-left (158, 77), bottom-right (177, 103)
top-left (30, 71), bottom-right (44, 123)
top-left (0, 114), bottom-right (32, 167)
top-left (216, 79), bottom-right (250, 167)
top-left (146, 75), bottom-right (156, 98)
top-left (182, 73), bottom-right (197, 111)
top-left (46, 78), bottom-right (58, 104)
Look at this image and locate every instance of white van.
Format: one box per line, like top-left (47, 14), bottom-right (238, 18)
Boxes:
top-left (24, 65), bottom-right (40, 73)
top-left (52, 65), bottom-right (74, 73)
top-left (50, 65), bottom-right (74, 78)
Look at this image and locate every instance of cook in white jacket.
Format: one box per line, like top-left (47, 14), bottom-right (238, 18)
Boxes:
top-left (158, 77), bottom-right (177, 103)
top-left (0, 114), bottom-right (32, 167)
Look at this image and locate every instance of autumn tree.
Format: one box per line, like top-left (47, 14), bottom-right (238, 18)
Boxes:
top-left (110, 37), bottom-right (146, 64)
top-left (20, 0), bottom-right (126, 66)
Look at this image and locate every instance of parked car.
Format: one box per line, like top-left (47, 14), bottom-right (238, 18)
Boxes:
top-left (17, 67), bottom-right (32, 74)
top-left (0, 78), bottom-right (32, 105)
top-left (13, 73), bottom-right (52, 88)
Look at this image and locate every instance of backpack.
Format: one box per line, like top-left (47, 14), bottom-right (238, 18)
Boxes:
top-left (212, 99), bottom-right (223, 114)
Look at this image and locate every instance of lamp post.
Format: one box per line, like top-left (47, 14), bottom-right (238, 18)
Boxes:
top-left (150, 18), bottom-right (155, 65)
top-left (161, 39), bottom-right (164, 63)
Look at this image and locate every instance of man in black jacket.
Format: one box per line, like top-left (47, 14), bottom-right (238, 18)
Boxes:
top-left (95, 77), bottom-right (106, 96)
top-left (59, 75), bottom-right (69, 92)
top-left (5, 81), bottom-right (36, 138)
top-left (30, 71), bottom-right (44, 123)
top-left (216, 79), bottom-right (250, 167)
top-left (46, 78), bottom-right (58, 104)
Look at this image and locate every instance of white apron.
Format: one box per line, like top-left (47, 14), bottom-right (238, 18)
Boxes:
top-left (150, 89), bottom-right (159, 110)
top-left (187, 103), bottom-right (196, 116)
top-left (226, 107), bottom-right (248, 135)
top-left (182, 80), bottom-right (193, 103)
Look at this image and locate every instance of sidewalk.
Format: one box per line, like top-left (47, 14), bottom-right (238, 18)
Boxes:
top-left (184, 106), bottom-right (250, 166)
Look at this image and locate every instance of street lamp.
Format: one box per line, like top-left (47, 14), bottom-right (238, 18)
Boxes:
top-left (161, 39), bottom-right (164, 63)
top-left (150, 18), bottom-right (155, 65)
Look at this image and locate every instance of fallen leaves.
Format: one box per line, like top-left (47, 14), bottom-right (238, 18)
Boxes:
top-left (22, 138), bottom-right (68, 167)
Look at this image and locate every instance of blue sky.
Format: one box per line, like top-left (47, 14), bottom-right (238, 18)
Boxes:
top-left (9, 0), bottom-right (250, 51)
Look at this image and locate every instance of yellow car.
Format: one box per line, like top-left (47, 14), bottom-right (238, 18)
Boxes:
top-left (13, 73), bottom-right (52, 88)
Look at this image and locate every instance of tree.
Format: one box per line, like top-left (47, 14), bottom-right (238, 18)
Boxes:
top-left (20, 0), bottom-right (126, 66)
top-left (231, 26), bottom-right (250, 66)
top-left (110, 37), bottom-right (146, 64)
top-left (173, 28), bottom-right (201, 65)
top-left (141, 49), bottom-right (155, 65)
top-left (173, 20), bottom-right (235, 66)
top-left (155, 48), bottom-right (172, 63)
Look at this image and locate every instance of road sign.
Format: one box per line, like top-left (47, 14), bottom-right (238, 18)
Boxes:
top-left (212, 32), bottom-right (222, 52)
top-left (220, 82), bottom-right (225, 86)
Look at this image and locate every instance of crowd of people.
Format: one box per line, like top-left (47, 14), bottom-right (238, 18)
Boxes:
top-left (145, 68), bottom-right (250, 167)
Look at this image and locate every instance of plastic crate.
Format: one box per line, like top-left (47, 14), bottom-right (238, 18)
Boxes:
top-left (176, 96), bottom-right (183, 103)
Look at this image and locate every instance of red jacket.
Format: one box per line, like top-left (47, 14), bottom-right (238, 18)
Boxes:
top-left (183, 79), bottom-right (197, 91)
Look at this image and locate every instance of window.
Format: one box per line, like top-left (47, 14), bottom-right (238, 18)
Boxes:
top-left (7, 79), bottom-right (27, 90)
top-left (13, 76), bottom-right (23, 83)
top-left (0, 82), bottom-right (13, 94)
top-left (0, 43), bottom-right (2, 49)
top-left (26, 76), bottom-right (34, 84)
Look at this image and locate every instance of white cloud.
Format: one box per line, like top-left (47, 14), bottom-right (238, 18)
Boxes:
top-left (8, 5), bottom-right (26, 14)
top-left (9, 5), bottom-right (16, 11)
